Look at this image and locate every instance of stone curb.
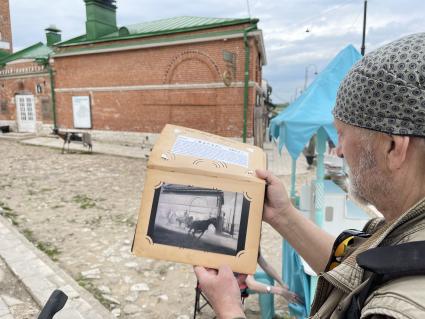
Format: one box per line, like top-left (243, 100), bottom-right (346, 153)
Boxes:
top-left (0, 215), bottom-right (115, 319)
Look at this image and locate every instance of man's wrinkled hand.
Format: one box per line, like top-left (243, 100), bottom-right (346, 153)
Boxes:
top-left (194, 265), bottom-right (245, 319)
top-left (256, 169), bottom-right (292, 226)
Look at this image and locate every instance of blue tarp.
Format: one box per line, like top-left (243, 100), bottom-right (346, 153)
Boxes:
top-left (283, 241), bottom-right (311, 318)
top-left (269, 44), bottom-right (362, 159)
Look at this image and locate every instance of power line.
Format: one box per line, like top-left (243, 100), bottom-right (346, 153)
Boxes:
top-left (289, 0), bottom-right (359, 31)
top-left (347, 5), bottom-right (363, 32)
top-left (246, 0), bottom-right (251, 18)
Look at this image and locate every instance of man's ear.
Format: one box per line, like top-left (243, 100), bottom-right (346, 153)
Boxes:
top-left (387, 135), bottom-right (410, 170)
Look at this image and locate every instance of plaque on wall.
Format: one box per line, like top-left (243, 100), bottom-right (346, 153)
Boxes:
top-left (72, 96), bottom-right (92, 129)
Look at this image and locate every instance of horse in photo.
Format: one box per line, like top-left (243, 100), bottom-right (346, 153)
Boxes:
top-left (188, 217), bottom-right (217, 240)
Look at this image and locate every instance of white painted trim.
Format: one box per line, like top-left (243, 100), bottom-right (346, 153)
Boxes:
top-left (54, 30), bottom-right (263, 58)
top-left (0, 41), bottom-right (10, 50)
top-left (0, 120), bottom-right (15, 126)
top-left (0, 72), bottom-right (48, 80)
top-left (55, 81), bottom-right (260, 93)
top-left (252, 30), bottom-right (267, 66)
top-left (6, 58), bottom-right (35, 65)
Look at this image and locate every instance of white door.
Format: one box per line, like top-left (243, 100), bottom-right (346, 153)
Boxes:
top-left (16, 95), bottom-right (36, 133)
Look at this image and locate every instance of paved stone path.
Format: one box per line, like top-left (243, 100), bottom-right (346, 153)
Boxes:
top-left (0, 214), bottom-right (114, 319)
top-left (0, 136), bottom-right (312, 318)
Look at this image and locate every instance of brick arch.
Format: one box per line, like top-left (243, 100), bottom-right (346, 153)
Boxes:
top-left (163, 50), bottom-right (221, 84)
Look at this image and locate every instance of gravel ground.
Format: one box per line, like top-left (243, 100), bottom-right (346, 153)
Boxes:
top-left (0, 139), bottom-right (313, 318)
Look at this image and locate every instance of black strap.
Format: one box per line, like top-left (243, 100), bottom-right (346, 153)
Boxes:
top-left (357, 241), bottom-right (425, 278)
top-left (38, 290), bottom-right (68, 319)
top-left (343, 241), bottom-right (425, 319)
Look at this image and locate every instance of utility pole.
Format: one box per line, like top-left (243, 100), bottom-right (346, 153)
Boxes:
top-left (361, 0), bottom-right (368, 56)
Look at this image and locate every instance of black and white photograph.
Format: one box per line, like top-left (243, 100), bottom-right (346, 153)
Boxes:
top-left (147, 183), bottom-right (250, 256)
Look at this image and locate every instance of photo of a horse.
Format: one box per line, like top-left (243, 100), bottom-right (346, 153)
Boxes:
top-left (147, 183), bottom-right (250, 256)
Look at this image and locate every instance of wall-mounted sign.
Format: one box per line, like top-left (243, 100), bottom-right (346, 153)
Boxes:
top-left (72, 96), bottom-right (92, 129)
top-left (36, 84), bottom-right (43, 94)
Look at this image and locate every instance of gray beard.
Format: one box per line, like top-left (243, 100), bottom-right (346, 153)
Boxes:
top-left (347, 145), bottom-right (391, 207)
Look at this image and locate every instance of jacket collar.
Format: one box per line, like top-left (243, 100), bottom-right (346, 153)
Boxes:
top-left (324, 196), bottom-right (425, 292)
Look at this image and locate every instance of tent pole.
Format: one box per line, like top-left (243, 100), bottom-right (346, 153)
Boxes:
top-left (315, 128), bottom-right (326, 227)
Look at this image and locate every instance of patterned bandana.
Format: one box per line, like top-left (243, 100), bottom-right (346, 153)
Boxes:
top-left (334, 33), bottom-right (425, 136)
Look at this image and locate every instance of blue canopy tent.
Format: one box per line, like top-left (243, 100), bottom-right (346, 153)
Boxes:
top-left (270, 44), bottom-right (362, 211)
top-left (266, 45), bottom-right (362, 318)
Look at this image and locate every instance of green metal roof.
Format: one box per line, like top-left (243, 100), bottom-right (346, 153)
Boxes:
top-left (119, 16), bottom-right (255, 36)
top-left (0, 51), bottom-right (10, 60)
top-left (59, 16), bottom-right (257, 46)
top-left (0, 42), bottom-right (53, 65)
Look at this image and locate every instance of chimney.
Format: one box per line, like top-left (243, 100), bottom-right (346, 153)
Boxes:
top-left (45, 25), bottom-right (62, 46)
top-left (0, 0), bottom-right (13, 53)
top-left (84, 0), bottom-right (118, 41)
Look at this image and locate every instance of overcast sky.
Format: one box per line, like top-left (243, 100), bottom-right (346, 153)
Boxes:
top-left (8, 0), bottom-right (425, 103)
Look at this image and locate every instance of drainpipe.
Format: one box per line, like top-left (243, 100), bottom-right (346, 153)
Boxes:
top-left (243, 25), bottom-right (256, 143)
top-left (47, 55), bottom-right (57, 129)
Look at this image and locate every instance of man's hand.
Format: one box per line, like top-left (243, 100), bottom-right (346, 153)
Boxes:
top-left (194, 265), bottom-right (246, 319)
top-left (256, 169), bottom-right (292, 227)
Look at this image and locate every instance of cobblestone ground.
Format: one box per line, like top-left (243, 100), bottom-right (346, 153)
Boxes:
top-left (0, 140), bottom-right (310, 318)
top-left (0, 256), bottom-right (40, 319)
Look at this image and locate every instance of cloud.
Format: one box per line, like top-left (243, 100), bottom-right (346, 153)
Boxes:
top-left (8, 0), bottom-right (425, 103)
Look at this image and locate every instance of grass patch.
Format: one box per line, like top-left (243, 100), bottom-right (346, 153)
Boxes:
top-left (36, 242), bottom-right (61, 261)
top-left (110, 214), bottom-right (135, 227)
top-left (76, 275), bottom-right (112, 309)
top-left (72, 194), bottom-right (97, 209)
top-left (22, 228), bottom-right (36, 242)
top-left (0, 202), bottom-right (19, 226)
top-left (22, 228), bottom-right (61, 261)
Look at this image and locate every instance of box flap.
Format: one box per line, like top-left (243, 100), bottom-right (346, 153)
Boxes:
top-left (148, 124), bottom-right (267, 183)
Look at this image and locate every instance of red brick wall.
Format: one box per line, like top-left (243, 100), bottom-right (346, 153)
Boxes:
top-left (0, 0), bottom-right (13, 52)
top-left (54, 35), bottom-right (259, 137)
top-left (0, 62), bottom-right (51, 124)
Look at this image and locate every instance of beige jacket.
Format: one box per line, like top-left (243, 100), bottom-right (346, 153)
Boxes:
top-left (310, 197), bottom-right (425, 319)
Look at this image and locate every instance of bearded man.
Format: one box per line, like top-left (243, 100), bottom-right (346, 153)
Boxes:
top-left (194, 32), bottom-right (425, 319)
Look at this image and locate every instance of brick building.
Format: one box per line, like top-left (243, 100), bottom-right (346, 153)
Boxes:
top-left (0, 0), bottom-right (12, 57)
top-left (1, 0), bottom-right (267, 145)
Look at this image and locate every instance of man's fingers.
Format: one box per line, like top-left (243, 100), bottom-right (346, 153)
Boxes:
top-left (255, 169), bottom-right (280, 186)
top-left (217, 265), bottom-right (234, 278)
top-left (194, 266), bottom-right (210, 279)
top-left (255, 169), bottom-right (270, 181)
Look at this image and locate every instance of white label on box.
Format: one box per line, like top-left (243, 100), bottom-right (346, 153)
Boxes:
top-left (172, 135), bottom-right (249, 167)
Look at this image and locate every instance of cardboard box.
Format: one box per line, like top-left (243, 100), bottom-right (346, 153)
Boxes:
top-left (132, 124), bottom-right (266, 274)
